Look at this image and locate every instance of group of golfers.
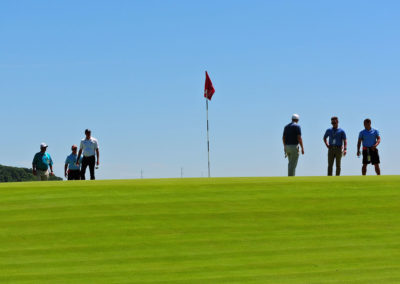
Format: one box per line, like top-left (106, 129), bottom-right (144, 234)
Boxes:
top-left (32, 119), bottom-right (381, 181)
top-left (32, 129), bottom-right (100, 181)
top-left (283, 114), bottom-right (381, 176)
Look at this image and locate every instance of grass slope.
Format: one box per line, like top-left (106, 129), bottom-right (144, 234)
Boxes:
top-left (0, 176), bottom-right (399, 283)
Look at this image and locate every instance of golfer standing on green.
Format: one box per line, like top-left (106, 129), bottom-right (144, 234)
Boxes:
top-left (77, 129), bottom-right (99, 180)
top-left (283, 114), bottom-right (304, 176)
top-left (32, 143), bottom-right (54, 181)
top-left (323, 116), bottom-right (347, 176)
top-left (64, 144), bottom-right (82, 180)
top-left (357, 118), bottom-right (381, 175)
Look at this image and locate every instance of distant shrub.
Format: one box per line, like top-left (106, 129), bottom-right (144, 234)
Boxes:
top-left (0, 165), bottom-right (62, 182)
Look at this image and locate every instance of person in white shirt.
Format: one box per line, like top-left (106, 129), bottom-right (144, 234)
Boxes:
top-left (77, 129), bottom-right (100, 180)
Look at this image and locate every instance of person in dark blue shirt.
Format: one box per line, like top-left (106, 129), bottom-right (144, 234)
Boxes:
top-left (282, 114), bottom-right (304, 176)
top-left (357, 118), bottom-right (381, 175)
top-left (323, 116), bottom-right (347, 176)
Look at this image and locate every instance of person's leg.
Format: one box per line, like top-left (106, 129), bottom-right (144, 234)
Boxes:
top-left (68, 172), bottom-right (73, 180)
top-left (285, 146), bottom-right (291, 176)
top-left (89, 156), bottom-right (95, 180)
top-left (286, 146), bottom-right (293, 176)
top-left (327, 148), bottom-right (334, 176)
top-left (374, 164), bottom-right (381, 175)
top-left (287, 146), bottom-right (299, 176)
top-left (70, 170), bottom-right (80, 180)
top-left (335, 148), bottom-right (342, 176)
top-left (362, 164), bottom-right (367, 175)
top-left (41, 170), bottom-right (49, 181)
top-left (362, 149), bottom-right (368, 175)
top-left (291, 150), bottom-right (299, 176)
top-left (36, 171), bottom-right (41, 181)
top-left (81, 157), bottom-right (88, 180)
top-left (371, 149), bottom-right (380, 175)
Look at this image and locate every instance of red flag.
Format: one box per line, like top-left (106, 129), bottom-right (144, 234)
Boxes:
top-left (204, 71), bottom-right (215, 100)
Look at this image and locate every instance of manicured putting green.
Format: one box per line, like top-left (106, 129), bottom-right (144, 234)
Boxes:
top-left (0, 176), bottom-right (399, 283)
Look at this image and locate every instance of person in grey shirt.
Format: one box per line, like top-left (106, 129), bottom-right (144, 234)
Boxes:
top-left (282, 114), bottom-right (305, 176)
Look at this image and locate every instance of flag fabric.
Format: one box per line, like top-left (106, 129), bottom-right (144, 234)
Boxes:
top-left (204, 71), bottom-right (215, 100)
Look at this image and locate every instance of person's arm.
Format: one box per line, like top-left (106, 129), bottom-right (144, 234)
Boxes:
top-left (32, 155), bottom-right (37, 175)
top-left (323, 131), bottom-right (329, 148)
top-left (343, 139), bottom-right (347, 156)
top-left (76, 149), bottom-right (82, 165)
top-left (372, 136), bottom-right (381, 150)
top-left (64, 164), bottom-right (68, 178)
top-left (282, 127), bottom-right (286, 155)
top-left (96, 148), bottom-right (100, 166)
top-left (357, 138), bottom-right (362, 156)
top-left (49, 155), bottom-right (54, 175)
top-left (298, 135), bottom-right (304, 154)
top-left (282, 135), bottom-right (287, 156)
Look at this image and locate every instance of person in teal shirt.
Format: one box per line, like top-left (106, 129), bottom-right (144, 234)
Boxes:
top-left (32, 143), bottom-right (54, 181)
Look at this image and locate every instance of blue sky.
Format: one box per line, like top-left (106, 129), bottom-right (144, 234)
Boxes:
top-left (1, 0), bottom-right (399, 179)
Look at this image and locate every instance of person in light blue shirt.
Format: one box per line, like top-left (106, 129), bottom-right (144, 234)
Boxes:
top-left (32, 143), bottom-right (54, 181)
top-left (357, 118), bottom-right (381, 175)
top-left (323, 116), bottom-right (347, 176)
top-left (64, 145), bottom-right (82, 180)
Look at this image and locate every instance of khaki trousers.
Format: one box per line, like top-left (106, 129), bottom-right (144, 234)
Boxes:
top-left (285, 145), bottom-right (299, 176)
top-left (328, 147), bottom-right (342, 176)
top-left (36, 169), bottom-right (49, 181)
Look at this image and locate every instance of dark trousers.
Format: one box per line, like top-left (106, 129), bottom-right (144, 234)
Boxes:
top-left (81, 156), bottom-right (95, 180)
top-left (328, 146), bottom-right (342, 176)
top-left (68, 170), bottom-right (81, 180)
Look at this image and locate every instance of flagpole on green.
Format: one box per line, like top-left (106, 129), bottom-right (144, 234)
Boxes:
top-left (204, 71), bottom-right (214, 178)
top-left (206, 99), bottom-right (210, 178)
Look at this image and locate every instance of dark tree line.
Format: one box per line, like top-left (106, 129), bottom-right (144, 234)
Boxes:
top-left (0, 165), bottom-right (62, 182)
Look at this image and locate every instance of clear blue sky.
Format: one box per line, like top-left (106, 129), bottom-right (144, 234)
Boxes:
top-left (1, 1), bottom-right (399, 179)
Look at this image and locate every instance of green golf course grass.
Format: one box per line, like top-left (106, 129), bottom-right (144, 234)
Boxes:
top-left (0, 176), bottom-right (399, 283)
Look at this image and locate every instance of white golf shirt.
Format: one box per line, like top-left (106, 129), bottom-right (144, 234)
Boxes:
top-left (80, 137), bottom-right (99, 157)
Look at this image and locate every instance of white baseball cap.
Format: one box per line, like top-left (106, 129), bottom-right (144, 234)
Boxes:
top-left (292, 114), bottom-right (300, 120)
top-left (40, 142), bottom-right (48, 148)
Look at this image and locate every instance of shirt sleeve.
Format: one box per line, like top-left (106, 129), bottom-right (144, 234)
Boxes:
top-left (94, 140), bottom-right (99, 150)
top-left (376, 130), bottom-right (380, 137)
top-left (297, 125), bottom-right (301, 136)
top-left (283, 126), bottom-right (287, 138)
top-left (358, 131), bottom-right (363, 140)
top-left (323, 129), bottom-right (329, 140)
top-left (32, 154), bottom-right (38, 165)
top-left (65, 156), bottom-right (69, 164)
top-left (342, 130), bottom-right (347, 140)
top-left (80, 140), bottom-right (83, 150)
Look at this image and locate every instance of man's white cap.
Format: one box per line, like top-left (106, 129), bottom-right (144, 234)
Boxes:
top-left (40, 142), bottom-right (48, 148)
top-left (292, 114), bottom-right (300, 120)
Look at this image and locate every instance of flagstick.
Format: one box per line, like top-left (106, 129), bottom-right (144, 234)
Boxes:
top-left (206, 99), bottom-right (210, 178)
